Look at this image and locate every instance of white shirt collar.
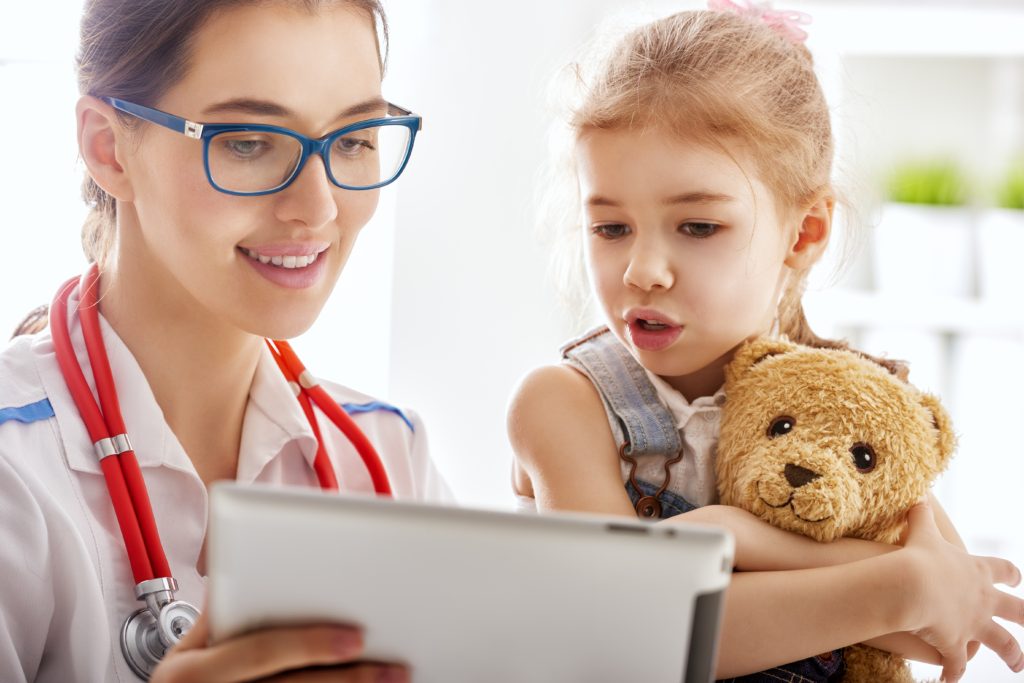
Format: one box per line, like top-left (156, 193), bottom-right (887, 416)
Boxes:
top-left (643, 368), bottom-right (727, 430)
top-left (35, 287), bottom-right (317, 479)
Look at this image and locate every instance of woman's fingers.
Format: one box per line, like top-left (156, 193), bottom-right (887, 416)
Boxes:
top-left (168, 625), bottom-right (366, 683)
top-left (266, 663), bottom-right (409, 683)
top-left (979, 621), bottom-right (1024, 673)
top-left (171, 607), bottom-right (209, 651)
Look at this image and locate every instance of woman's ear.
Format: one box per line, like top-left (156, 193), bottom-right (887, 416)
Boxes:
top-left (77, 95), bottom-right (134, 202)
top-left (784, 194), bottom-right (833, 270)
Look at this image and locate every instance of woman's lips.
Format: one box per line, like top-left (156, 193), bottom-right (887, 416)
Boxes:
top-left (238, 245), bottom-right (329, 289)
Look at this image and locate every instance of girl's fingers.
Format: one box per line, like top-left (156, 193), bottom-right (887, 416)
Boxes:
top-left (904, 502), bottom-right (940, 540)
top-left (939, 653), bottom-right (967, 683)
top-left (994, 589), bottom-right (1024, 626)
top-left (979, 621), bottom-right (1024, 673)
top-left (178, 625), bottom-right (365, 683)
top-left (266, 664), bottom-right (409, 683)
top-left (981, 556), bottom-right (1023, 588)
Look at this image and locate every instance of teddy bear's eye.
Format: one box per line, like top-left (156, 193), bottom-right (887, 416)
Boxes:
top-left (850, 443), bottom-right (877, 473)
top-left (767, 416), bottom-right (795, 438)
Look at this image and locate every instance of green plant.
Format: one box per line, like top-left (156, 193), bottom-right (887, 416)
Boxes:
top-left (885, 161), bottom-right (969, 207)
top-left (996, 163), bottom-right (1024, 210)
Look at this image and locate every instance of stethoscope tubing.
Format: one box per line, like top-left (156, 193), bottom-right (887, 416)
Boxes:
top-left (50, 264), bottom-right (393, 679)
top-left (51, 268), bottom-right (170, 583)
top-left (265, 339), bottom-right (393, 495)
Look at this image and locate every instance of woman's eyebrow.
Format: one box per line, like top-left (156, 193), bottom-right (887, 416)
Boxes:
top-left (201, 97), bottom-right (389, 120)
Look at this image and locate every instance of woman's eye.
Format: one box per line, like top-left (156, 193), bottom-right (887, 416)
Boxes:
top-left (767, 416), bottom-right (795, 438)
top-left (680, 222), bottom-right (718, 238)
top-left (225, 138), bottom-right (269, 158)
top-left (591, 223), bottom-right (630, 239)
top-left (334, 135), bottom-right (375, 156)
top-left (850, 443), bottom-right (877, 473)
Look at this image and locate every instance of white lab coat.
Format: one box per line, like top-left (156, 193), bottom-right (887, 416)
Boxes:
top-left (0, 288), bottom-right (453, 682)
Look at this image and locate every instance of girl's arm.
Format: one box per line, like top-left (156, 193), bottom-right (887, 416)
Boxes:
top-left (508, 365), bottom-right (1024, 682)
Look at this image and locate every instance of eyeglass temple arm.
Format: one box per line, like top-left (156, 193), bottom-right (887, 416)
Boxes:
top-left (101, 97), bottom-right (204, 139)
top-left (387, 102), bottom-right (421, 131)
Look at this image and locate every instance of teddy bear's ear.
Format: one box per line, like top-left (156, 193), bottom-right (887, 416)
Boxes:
top-left (918, 391), bottom-right (957, 470)
top-left (727, 337), bottom-right (800, 382)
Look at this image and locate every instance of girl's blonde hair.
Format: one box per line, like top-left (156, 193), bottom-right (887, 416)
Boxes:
top-left (543, 8), bottom-right (905, 376)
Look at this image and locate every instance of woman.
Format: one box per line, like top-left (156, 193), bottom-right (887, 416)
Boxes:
top-left (0, 1), bottom-right (448, 681)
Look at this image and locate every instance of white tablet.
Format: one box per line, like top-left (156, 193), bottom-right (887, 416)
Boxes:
top-left (207, 483), bottom-right (734, 683)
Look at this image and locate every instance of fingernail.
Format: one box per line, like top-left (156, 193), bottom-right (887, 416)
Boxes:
top-left (333, 629), bottom-right (362, 658)
top-left (376, 665), bottom-right (409, 683)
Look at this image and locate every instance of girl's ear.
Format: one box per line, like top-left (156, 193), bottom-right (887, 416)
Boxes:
top-left (77, 95), bottom-right (134, 203)
top-left (784, 194), bottom-right (833, 270)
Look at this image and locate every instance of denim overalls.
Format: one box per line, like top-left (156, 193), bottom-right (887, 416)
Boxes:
top-left (562, 327), bottom-right (845, 683)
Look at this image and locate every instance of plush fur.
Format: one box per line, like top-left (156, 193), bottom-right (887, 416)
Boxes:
top-left (717, 338), bottom-right (957, 682)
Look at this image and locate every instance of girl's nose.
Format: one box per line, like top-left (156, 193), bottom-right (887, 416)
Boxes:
top-left (623, 239), bottom-right (674, 291)
top-left (273, 156), bottom-right (339, 228)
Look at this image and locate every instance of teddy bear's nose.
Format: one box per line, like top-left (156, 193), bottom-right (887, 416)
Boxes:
top-left (784, 463), bottom-right (821, 488)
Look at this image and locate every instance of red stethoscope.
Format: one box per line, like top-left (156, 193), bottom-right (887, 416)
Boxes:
top-left (50, 264), bottom-right (393, 680)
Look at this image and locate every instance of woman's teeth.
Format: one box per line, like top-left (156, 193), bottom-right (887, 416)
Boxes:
top-left (639, 319), bottom-right (668, 330)
top-left (242, 248), bottom-right (320, 269)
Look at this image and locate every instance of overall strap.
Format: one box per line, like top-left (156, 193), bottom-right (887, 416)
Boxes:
top-left (561, 327), bottom-right (681, 457)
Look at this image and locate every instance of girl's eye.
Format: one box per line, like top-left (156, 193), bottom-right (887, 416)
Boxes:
top-left (850, 443), bottom-right (877, 473)
top-left (591, 223), bottom-right (630, 239)
top-left (767, 416), bottom-right (795, 438)
top-left (680, 222), bottom-right (718, 238)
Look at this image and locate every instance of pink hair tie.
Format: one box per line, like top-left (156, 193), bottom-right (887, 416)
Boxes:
top-left (708, 0), bottom-right (812, 44)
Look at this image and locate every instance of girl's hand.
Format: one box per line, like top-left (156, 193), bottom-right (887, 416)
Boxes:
top-left (150, 610), bottom-right (408, 683)
top-left (900, 500), bottom-right (1024, 683)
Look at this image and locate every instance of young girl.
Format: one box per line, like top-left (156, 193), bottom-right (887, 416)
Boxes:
top-left (0, 1), bottom-right (448, 681)
top-left (508, 5), bottom-right (1024, 682)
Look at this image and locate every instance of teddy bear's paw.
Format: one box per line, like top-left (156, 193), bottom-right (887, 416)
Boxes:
top-left (842, 644), bottom-right (916, 683)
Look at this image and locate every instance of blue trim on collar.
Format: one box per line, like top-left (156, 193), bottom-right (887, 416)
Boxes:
top-left (340, 401), bottom-right (415, 433)
top-left (0, 398), bottom-right (55, 427)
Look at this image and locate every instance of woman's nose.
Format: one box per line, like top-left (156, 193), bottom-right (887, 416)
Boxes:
top-left (273, 156), bottom-right (339, 228)
top-left (623, 239), bottom-right (674, 291)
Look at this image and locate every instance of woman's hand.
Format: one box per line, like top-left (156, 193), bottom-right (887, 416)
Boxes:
top-left (150, 610), bottom-right (408, 683)
top-left (899, 500), bottom-right (1024, 683)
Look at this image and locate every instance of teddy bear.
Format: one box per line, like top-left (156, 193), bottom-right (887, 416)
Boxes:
top-left (716, 337), bottom-right (957, 683)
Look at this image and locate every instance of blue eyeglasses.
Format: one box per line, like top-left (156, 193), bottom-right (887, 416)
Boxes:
top-left (102, 97), bottom-right (421, 196)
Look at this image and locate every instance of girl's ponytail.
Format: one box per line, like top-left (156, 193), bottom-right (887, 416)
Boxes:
top-left (778, 283), bottom-right (909, 381)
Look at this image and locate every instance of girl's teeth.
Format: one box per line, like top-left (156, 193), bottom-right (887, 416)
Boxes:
top-left (243, 248), bottom-right (320, 269)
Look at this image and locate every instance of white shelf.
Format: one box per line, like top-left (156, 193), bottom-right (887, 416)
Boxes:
top-left (804, 288), bottom-right (1024, 336)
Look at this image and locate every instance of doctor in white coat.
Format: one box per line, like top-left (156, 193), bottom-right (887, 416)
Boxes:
top-left (0, 1), bottom-right (450, 681)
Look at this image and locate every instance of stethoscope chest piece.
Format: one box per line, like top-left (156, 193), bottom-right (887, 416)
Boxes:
top-left (120, 578), bottom-right (199, 680)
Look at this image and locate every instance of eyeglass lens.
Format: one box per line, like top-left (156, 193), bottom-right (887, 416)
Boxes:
top-left (206, 124), bottom-right (412, 193)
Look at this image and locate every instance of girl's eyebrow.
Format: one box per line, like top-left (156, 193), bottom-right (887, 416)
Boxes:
top-left (200, 96), bottom-right (389, 121)
top-left (585, 191), bottom-right (736, 208)
top-left (662, 191), bottom-right (735, 205)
